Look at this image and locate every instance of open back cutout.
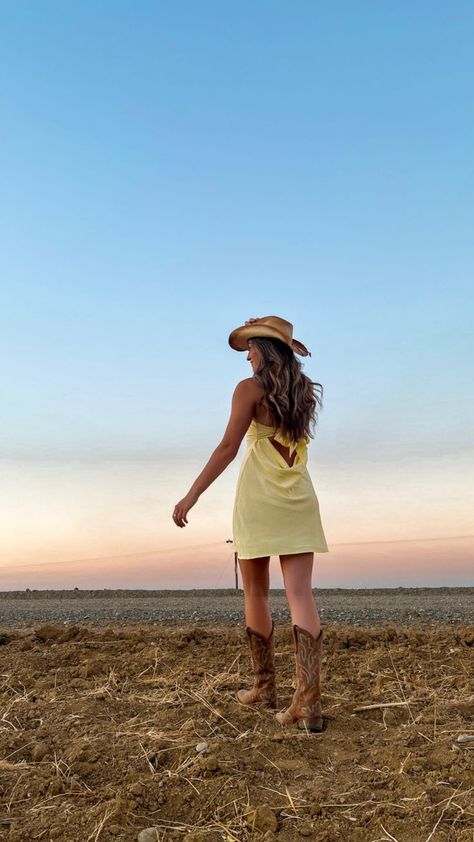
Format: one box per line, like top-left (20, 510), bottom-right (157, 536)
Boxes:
top-left (269, 437), bottom-right (297, 467)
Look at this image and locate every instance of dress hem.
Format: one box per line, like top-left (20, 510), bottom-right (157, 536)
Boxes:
top-left (235, 545), bottom-right (329, 559)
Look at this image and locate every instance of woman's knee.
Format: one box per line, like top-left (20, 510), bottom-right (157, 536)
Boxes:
top-left (280, 555), bottom-right (313, 592)
top-left (284, 581), bottom-right (314, 602)
top-left (244, 589), bottom-right (270, 603)
top-left (238, 556), bottom-right (270, 597)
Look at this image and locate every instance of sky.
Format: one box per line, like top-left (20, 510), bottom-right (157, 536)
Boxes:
top-left (1, 2), bottom-right (473, 590)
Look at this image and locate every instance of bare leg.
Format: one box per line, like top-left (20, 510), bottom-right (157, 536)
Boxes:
top-left (237, 556), bottom-right (272, 638)
top-left (280, 552), bottom-right (321, 637)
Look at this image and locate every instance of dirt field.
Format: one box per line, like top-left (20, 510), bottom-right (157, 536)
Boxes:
top-left (0, 595), bottom-right (473, 841)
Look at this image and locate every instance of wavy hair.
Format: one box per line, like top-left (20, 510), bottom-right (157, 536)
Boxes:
top-left (250, 336), bottom-right (324, 444)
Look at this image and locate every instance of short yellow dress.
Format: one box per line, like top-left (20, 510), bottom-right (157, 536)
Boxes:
top-left (232, 419), bottom-right (329, 559)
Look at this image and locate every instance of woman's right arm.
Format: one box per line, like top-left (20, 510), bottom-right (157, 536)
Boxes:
top-left (187, 379), bottom-right (256, 497)
top-left (172, 379), bottom-right (256, 527)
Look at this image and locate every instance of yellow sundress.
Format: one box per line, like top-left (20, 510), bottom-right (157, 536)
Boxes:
top-left (232, 419), bottom-right (329, 559)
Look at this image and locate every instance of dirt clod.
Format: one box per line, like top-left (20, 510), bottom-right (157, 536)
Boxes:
top-left (245, 804), bottom-right (278, 833)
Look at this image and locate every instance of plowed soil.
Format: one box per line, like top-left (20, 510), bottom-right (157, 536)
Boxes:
top-left (0, 617), bottom-right (473, 841)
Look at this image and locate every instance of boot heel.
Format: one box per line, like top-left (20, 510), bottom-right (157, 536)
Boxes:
top-left (297, 717), bottom-right (324, 733)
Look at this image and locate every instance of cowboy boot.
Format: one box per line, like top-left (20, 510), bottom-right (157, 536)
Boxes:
top-left (237, 621), bottom-right (278, 709)
top-left (275, 624), bottom-right (324, 732)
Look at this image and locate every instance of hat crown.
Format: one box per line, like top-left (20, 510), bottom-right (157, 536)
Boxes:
top-left (228, 315), bottom-right (311, 357)
top-left (254, 316), bottom-right (293, 341)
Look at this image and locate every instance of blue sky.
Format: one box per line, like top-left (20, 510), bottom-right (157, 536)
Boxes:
top-left (1, 2), bottom-right (473, 588)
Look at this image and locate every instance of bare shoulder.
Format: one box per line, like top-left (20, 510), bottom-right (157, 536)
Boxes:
top-left (232, 377), bottom-right (265, 404)
top-left (234, 377), bottom-right (264, 395)
top-left (231, 377), bottom-right (258, 405)
top-left (219, 378), bottom-right (260, 454)
top-left (234, 376), bottom-right (261, 392)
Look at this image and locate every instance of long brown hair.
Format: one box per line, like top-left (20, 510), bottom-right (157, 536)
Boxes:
top-left (251, 336), bottom-right (324, 444)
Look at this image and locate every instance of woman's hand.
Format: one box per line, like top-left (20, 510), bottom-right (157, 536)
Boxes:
top-left (172, 491), bottom-right (199, 528)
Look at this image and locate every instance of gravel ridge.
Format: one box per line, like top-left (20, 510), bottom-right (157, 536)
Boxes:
top-left (0, 586), bottom-right (472, 627)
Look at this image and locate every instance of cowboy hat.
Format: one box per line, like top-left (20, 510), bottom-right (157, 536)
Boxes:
top-left (228, 315), bottom-right (311, 357)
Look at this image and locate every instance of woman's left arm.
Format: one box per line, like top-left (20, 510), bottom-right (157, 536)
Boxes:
top-left (172, 379), bottom-right (255, 528)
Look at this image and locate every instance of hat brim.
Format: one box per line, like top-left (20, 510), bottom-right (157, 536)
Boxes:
top-left (228, 326), bottom-right (311, 356)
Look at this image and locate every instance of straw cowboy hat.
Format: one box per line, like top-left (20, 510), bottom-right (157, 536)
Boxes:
top-left (228, 315), bottom-right (311, 357)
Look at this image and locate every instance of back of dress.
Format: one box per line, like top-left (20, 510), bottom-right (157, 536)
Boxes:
top-left (232, 418), bottom-right (328, 559)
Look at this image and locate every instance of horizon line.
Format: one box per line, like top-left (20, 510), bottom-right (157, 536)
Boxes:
top-left (2, 533), bottom-right (474, 570)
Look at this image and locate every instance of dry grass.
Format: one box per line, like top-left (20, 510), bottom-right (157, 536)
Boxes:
top-left (0, 620), bottom-right (473, 841)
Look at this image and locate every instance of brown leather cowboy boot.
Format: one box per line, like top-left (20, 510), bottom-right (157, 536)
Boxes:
top-left (237, 621), bottom-right (277, 709)
top-left (275, 624), bottom-right (324, 732)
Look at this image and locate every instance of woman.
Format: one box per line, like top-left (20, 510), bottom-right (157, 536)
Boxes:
top-left (172, 315), bottom-right (329, 733)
